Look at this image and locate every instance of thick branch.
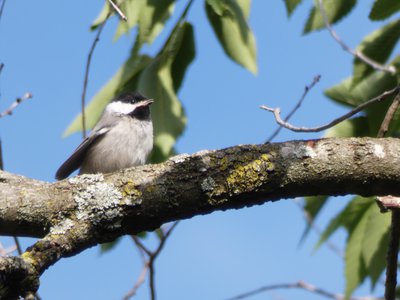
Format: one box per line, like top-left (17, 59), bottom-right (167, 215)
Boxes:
top-left (1, 137), bottom-right (400, 297)
top-left (1, 137), bottom-right (400, 238)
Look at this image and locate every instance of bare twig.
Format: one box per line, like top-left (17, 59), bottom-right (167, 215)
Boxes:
top-left (12, 236), bottom-right (22, 256)
top-left (0, 92), bottom-right (32, 118)
top-left (261, 86), bottom-right (400, 133)
top-left (124, 222), bottom-right (179, 300)
top-left (377, 92), bottom-right (400, 138)
top-left (316, 0), bottom-right (395, 75)
top-left (267, 75), bottom-right (321, 142)
top-left (153, 221), bottom-right (179, 257)
top-left (81, 17), bottom-right (109, 139)
top-left (0, 0), bottom-right (6, 25)
top-left (226, 280), bottom-right (379, 300)
top-left (0, 63), bottom-right (4, 76)
top-left (373, 91), bottom-right (400, 300)
top-left (107, 0), bottom-right (127, 21)
top-left (122, 260), bottom-right (150, 300)
top-left (385, 209), bottom-right (400, 300)
top-left (131, 236), bottom-right (152, 256)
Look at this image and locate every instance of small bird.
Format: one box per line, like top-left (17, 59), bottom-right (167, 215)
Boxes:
top-left (56, 92), bottom-right (154, 180)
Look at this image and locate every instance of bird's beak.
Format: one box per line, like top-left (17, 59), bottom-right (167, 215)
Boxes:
top-left (137, 99), bottom-right (154, 107)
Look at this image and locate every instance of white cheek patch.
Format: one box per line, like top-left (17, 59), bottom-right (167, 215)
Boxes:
top-left (106, 101), bottom-right (134, 115)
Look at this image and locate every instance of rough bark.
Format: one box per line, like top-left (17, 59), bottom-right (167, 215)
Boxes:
top-left (1, 137), bottom-right (400, 298)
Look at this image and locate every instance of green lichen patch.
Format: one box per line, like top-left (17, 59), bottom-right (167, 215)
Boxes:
top-left (121, 181), bottom-right (142, 198)
top-left (226, 154), bottom-right (274, 195)
top-left (120, 180), bottom-right (144, 207)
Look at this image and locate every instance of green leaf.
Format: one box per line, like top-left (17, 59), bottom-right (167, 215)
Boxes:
top-left (205, 0), bottom-right (257, 74)
top-left (325, 56), bottom-right (399, 136)
top-left (304, 196), bottom-right (330, 222)
top-left (155, 228), bottom-right (164, 240)
top-left (100, 237), bottom-right (121, 253)
top-left (206, 0), bottom-right (227, 15)
top-left (100, 232), bottom-right (147, 253)
top-left (299, 196), bottom-right (329, 244)
top-left (91, 2), bottom-right (112, 30)
top-left (316, 197), bottom-right (372, 250)
top-left (113, 0), bottom-right (144, 40)
top-left (325, 117), bottom-right (370, 137)
top-left (314, 196), bottom-right (387, 297)
top-left (137, 58), bottom-right (185, 161)
top-left (361, 207), bottom-right (390, 289)
top-left (303, 0), bottom-right (357, 34)
top-left (353, 19), bottom-right (400, 85)
top-left (64, 55), bottom-right (152, 136)
top-left (114, 0), bottom-right (175, 44)
top-left (92, 0), bottom-right (175, 47)
top-left (344, 199), bottom-right (372, 299)
top-left (237, 0), bottom-right (251, 18)
top-left (369, 0), bottom-right (400, 20)
top-left (137, 22), bottom-right (194, 162)
top-left (325, 70), bottom-right (398, 108)
top-left (171, 23), bottom-right (196, 92)
top-left (282, 0), bottom-right (303, 16)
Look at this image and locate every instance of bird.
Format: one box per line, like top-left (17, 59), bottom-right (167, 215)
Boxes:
top-left (55, 91), bottom-right (154, 180)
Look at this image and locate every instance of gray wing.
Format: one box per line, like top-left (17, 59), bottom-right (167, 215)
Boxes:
top-left (55, 127), bottom-right (110, 180)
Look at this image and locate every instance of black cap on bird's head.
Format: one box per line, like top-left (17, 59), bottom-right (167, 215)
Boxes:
top-left (109, 91), bottom-right (154, 120)
top-left (113, 91), bottom-right (149, 104)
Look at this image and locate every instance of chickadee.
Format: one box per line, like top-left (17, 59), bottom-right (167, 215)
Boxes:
top-left (56, 92), bottom-right (154, 180)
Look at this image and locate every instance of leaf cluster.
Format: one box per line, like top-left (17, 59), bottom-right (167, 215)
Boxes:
top-left (285, 0), bottom-right (400, 297)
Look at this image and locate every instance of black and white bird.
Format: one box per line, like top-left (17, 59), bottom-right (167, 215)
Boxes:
top-left (55, 92), bottom-right (154, 180)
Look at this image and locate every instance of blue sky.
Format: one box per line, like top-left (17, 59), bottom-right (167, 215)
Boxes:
top-left (0, 1), bottom-right (393, 299)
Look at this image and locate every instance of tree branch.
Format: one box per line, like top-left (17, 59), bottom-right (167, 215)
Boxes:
top-left (107, 0), bottom-right (127, 21)
top-left (385, 209), bottom-right (400, 300)
top-left (267, 75), bottom-right (320, 142)
top-left (227, 280), bottom-right (379, 300)
top-left (316, 0), bottom-right (396, 75)
top-left (0, 92), bottom-right (32, 118)
top-left (1, 137), bottom-right (400, 297)
top-left (81, 17), bottom-right (108, 139)
top-left (261, 86), bottom-right (400, 133)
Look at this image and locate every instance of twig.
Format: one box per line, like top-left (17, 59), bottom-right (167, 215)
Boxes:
top-left (122, 260), bottom-right (149, 300)
top-left (226, 280), bottom-right (380, 300)
top-left (81, 17), bottom-right (109, 139)
top-left (0, 92), bottom-right (32, 118)
top-left (153, 221), bottom-right (179, 257)
top-left (374, 91), bottom-right (400, 300)
top-left (131, 235), bottom-right (152, 256)
top-left (261, 85), bottom-right (400, 133)
top-left (107, 0), bottom-right (127, 21)
top-left (12, 236), bottom-right (22, 255)
top-left (385, 209), bottom-right (400, 300)
top-left (0, 0), bottom-right (6, 25)
top-left (124, 222), bottom-right (179, 300)
top-left (316, 0), bottom-right (395, 75)
top-left (267, 75), bottom-right (321, 142)
top-left (377, 92), bottom-right (400, 138)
